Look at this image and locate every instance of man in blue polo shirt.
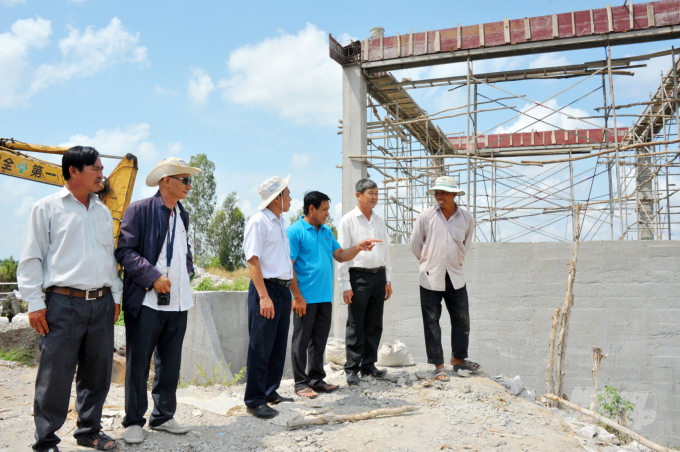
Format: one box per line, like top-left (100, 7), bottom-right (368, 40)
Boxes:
top-left (288, 191), bottom-right (379, 398)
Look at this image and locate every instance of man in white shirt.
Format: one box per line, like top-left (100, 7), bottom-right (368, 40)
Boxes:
top-left (115, 158), bottom-right (202, 444)
top-left (337, 179), bottom-right (393, 385)
top-left (242, 175), bottom-right (296, 419)
top-left (410, 176), bottom-right (480, 382)
top-left (18, 146), bottom-right (121, 452)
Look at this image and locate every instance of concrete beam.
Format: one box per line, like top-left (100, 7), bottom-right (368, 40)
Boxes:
top-left (342, 65), bottom-right (367, 215)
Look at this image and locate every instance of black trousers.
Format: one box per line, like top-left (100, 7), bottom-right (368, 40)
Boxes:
top-left (291, 302), bottom-right (332, 392)
top-left (244, 280), bottom-right (291, 408)
top-left (419, 273), bottom-right (470, 365)
top-left (33, 292), bottom-right (114, 451)
top-left (122, 306), bottom-right (187, 428)
top-left (344, 268), bottom-right (385, 374)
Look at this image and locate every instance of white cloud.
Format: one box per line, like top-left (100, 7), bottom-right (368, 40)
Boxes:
top-left (0, 17), bottom-right (146, 106)
top-left (284, 198), bottom-right (304, 222)
top-left (217, 23), bottom-right (341, 126)
top-left (529, 53), bottom-right (570, 69)
top-left (334, 201), bottom-right (342, 218)
top-left (14, 196), bottom-right (35, 217)
top-left (187, 67), bottom-right (214, 105)
top-left (0, 16), bottom-right (52, 104)
top-left (337, 32), bottom-right (359, 44)
top-left (29, 18), bottom-right (147, 96)
top-left (59, 123), bottom-right (158, 162)
top-left (495, 99), bottom-right (600, 134)
top-left (292, 153), bottom-right (312, 168)
top-left (168, 141), bottom-right (184, 154)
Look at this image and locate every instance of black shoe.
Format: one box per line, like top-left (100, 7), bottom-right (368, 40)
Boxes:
top-left (36, 447), bottom-right (60, 452)
top-left (267, 396), bottom-right (294, 405)
top-left (247, 405), bottom-right (279, 419)
top-left (361, 366), bottom-right (387, 378)
top-left (346, 373), bottom-right (360, 385)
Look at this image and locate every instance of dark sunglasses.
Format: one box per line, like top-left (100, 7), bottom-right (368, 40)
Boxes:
top-left (168, 176), bottom-right (192, 185)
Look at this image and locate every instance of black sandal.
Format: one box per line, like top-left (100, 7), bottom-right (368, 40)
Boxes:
top-left (312, 381), bottom-right (339, 393)
top-left (453, 360), bottom-right (481, 372)
top-left (76, 431), bottom-right (117, 451)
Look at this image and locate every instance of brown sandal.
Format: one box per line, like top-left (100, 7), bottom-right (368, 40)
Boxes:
top-left (296, 387), bottom-right (318, 399)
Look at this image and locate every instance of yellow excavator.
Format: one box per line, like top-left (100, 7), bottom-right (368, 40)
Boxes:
top-left (0, 138), bottom-right (138, 243)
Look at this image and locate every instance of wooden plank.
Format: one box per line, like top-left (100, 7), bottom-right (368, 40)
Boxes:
top-left (504, 18), bottom-right (511, 43)
top-left (409, 29), bottom-right (413, 55)
top-left (572, 11), bottom-right (576, 35)
top-left (590, 9), bottom-right (595, 34)
top-left (629, 2), bottom-right (634, 30)
top-left (531, 130), bottom-right (535, 146)
top-left (553, 13), bottom-right (559, 38)
top-left (364, 37), bottom-right (369, 61)
top-left (425, 29), bottom-right (428, 53)
top-left (607, 4), bottom-right (613, 32)
top-left (457, 23), bottom-right (462, 49)
top-left (552, 130), bottom-right (557, 144)
top-left (565, 130), bottom-right (569, 140)
top-left (396, 33), bottom-right (400, 57)
top-left (380, 35), bottom-right (383, 60)
top-left (509, 134), bottom-right (513, 146)
top-left (575, 127), bottom-right (579, 143)
top-left (521, 133), bottom-right (524, 146)
top-left (525, 17), bottom-right (531, 40)
top-left (434, 31), bottom-right (441, 52)
top-left (479, 24), bottom-right (485, 47)
top-left (648, 5), bottom-right (656, 27)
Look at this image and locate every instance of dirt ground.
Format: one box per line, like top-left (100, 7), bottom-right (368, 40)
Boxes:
top-left (0, 359), bottom-right (593, 452)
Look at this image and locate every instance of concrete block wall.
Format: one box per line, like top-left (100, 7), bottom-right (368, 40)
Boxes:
top-left (183, 241), bottom-right (680, 444)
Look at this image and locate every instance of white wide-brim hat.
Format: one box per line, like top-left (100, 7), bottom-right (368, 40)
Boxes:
top-left (427, 176), bottom-right (465, 196)
top-left (146, 157), bottom-right (202, 187)
top-left (257, 174), bottom-right (291, 210)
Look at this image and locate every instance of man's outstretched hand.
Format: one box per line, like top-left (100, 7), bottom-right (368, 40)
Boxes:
top-left (356, 239), bottom-right (381, 252)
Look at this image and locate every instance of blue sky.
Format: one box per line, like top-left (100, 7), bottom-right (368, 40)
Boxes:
top-left (2, 0), bottom-right (679, 258)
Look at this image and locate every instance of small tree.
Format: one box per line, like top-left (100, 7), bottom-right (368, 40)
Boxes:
top-left (184, 154), bottom-right (216, 259)
top-left (208, 192), bottom-right (245, 271)
top-left (289, 208), bottom-right (338, 238)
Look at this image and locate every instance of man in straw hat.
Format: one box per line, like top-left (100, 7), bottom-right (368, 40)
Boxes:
top-left (116, 157), bottom-right (201, 444)
top-left (242, 175), bottom-right (295, 419)
top-left (410, 176), bottom-right (480, 382)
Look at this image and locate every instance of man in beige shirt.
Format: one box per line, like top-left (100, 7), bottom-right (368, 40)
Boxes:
top-left (410, 176), bottom-right (480, 381)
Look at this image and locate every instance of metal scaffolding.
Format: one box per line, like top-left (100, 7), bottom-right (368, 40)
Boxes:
top-left (333, 8), bottom-right (680, 243)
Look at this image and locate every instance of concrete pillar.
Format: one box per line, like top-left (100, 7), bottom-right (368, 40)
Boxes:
top-left (342, 65), bottom-right (367, 215)
top-left (637, 148), bottom-right (655, 240)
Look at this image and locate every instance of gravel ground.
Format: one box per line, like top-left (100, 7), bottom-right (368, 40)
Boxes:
top-left (0, 360), bottom-right (632, 452)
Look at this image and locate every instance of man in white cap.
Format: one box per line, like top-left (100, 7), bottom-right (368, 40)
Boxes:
top-left (410, 176), bottom-right (480, 382)
top-left (115, 157), bottom-right (201, 444)
top-left (242, 175), bottom-right (295, 419)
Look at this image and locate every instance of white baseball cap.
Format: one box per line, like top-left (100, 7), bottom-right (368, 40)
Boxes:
top-left (146, 157), bottom-right (202, 187)
top-left (257, 175), bottom-right (291, 210)
top-left (427, 176), bottom-right (465, 195)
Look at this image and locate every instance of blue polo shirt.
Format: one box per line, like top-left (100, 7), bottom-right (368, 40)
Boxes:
top-left (287, 217), bottom-right (341, 303)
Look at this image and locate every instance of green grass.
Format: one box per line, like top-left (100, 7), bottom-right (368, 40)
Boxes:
top-left (0, 346), bottom-right (36, 366)
top-left (178, 360), bottom-right (246, 388)
top-left (115, 308), bottom-right (125, 326)
top-left (192, 276), bottom-right (249, 292)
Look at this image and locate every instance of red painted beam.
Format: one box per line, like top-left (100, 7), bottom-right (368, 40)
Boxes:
top-left (362, 1), bottom-right (679, 63)
top-left (449, 128), bottom-right (630, 152)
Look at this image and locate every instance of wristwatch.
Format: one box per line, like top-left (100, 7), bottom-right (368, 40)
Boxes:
top-left (387, 281), bottom-right (391, 285)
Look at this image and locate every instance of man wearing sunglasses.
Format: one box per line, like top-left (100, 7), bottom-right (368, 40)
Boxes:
top-left (115, 157), bottom-right (201, 445)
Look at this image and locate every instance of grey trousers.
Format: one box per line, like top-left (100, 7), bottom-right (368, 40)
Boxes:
top-left (33, 292), bottom-right (114, 451)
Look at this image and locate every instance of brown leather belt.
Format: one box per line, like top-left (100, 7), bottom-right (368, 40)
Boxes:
top-left (46, 286), bottom-right (111, 300)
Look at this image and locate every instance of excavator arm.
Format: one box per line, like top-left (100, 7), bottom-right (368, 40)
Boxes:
top-left (0, 139), bottom-right (138, 244)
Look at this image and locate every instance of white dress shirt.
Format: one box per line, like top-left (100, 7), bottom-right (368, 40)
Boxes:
top-left (410, 204), bottom-right (475, 291)
top-left (243, 208), bottom-right (293, 280)
top-left (143, 206), bottom-right (193, 311)
top-left (337, 206), bottom-right (393, 292)
top-left (18, 186), bottom-right (123, 313)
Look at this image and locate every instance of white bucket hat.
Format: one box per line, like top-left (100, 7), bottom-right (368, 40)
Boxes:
top-left (427, 176), bottom-right (465, 196)
top-left (257, 175), bottom-right (291, 210)
top-left (146, 157), bottom-right (202, 187)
